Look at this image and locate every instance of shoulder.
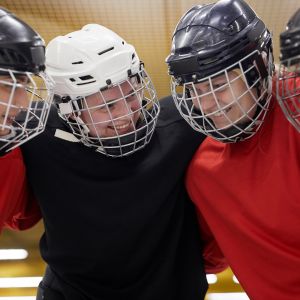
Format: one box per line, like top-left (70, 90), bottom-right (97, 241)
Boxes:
top-left (155, 95), bottom-right (206, 146)
top-left (25, 102), bottom-right (65, 130)
top-left (156, 95), bottom-right (184, 127)
top-left (46, 104), bottom-right (66, 130)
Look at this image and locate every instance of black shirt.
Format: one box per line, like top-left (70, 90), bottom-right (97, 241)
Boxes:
top-left (21, 96), bottom-right (207, 300)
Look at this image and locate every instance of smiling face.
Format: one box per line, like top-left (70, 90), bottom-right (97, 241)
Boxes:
top-left (188, 70), bottom-right (258, 130)
top-left (0, 74), bottom-right (29, 136)
top-left (80, 78), bottom-right (142, 138)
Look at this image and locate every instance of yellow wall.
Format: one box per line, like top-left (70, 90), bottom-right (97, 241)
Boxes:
top-left (1, 0), bottom-right (299, 99)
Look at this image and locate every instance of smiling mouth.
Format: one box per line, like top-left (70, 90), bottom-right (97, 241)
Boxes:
top-left (108, 122), bottom-right (133, 133)
top-left (211, 106), bottom-right (232, 118)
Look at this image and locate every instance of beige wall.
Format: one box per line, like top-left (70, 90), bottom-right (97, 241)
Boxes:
top-left (1, 0), bottom-right (299, 98)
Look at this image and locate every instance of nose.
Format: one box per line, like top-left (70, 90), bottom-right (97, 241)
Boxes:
top-left (113, 98), bottom-right (133, 119)
top-left (14, 86), bottom-right (29, 109)
top-left (193, 92), bottom-right (217, 114)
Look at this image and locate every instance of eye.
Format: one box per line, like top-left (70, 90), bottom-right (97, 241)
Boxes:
top-left (213, 82), bottom-right (227, 92)
top-left (16, 76), bottom-right (29, 85)
top-left (98, 102), bottom-right (115, 112)
top-left (185, 84), bottom-right (200, 96)
top-left (126, 94), bottom-right (137, 102)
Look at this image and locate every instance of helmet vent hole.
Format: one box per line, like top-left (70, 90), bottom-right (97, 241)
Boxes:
top-left (75, 75), bottom-right (96, 86)
top-left (76, 80), bottom-right (96, 86)
top-left (79, 75), bottom-right (94, 80)
top-left (98, 47), bottom-right (114, 56)
top-left (72, 61), bottom-right (83, 65)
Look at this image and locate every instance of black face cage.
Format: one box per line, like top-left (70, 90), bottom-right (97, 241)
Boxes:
top-left (57, 68), bottom-right (160, 157)
top-left (276, 57), bottom-right (300, 132)
top-left (0, 68), bottom-right (54, 152)
top-left (170, 50), bottom-right (273, 143)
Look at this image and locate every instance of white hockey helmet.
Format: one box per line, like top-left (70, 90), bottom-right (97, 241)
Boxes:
top-left (46, 24), bottom-right (160, 157)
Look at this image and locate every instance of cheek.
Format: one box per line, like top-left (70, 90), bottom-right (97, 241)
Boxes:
top-left (192, 97), bottom-right (200, 109)
top-left (188, 91), bottom-right (200, 108)
top-left (88, 111), bottom-right (112, 127)
top-left (80, 110), bottom-right (90, 123)
top-left (217, 89), bottom-right (233, 104)
top-left (14, 88), bottom-right (28, 102)
top-left (130, 98), bottom-right (142, 112)
top-left (0, 90), bottom-right (10, 102)
top-left (0, 105), bottom-right (5, 115)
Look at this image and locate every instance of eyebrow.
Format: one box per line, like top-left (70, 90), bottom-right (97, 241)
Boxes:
top-left (103, 88), bottom-right (135, 103)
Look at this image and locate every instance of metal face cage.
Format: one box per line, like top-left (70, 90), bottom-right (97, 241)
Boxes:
top-left (170, 50), bottom-right (272, 143)
top-left (0, 68), bottom-right (54, 152)
top-left (57, 67), bottom-right (160, 157)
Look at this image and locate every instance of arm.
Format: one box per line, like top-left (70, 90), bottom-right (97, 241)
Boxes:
top-left (0, 147), bottom-right (41, 232)
top-left (197, 209), bottom-right (228, 274)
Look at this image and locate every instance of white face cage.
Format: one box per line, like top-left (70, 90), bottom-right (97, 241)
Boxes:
top-left (276, 56), bottom-right (300, 132)
top-left (171, 50), bottom-right (272, 143)
top-left (57, 67), bottom-right (160, 157)
top-left (0, 68), bottom-right (54, 152)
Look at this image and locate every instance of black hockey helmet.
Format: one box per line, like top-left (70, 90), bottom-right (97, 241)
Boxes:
top-left (0, 7), bottom-right (53, 153)
top-left (280, 8), bottom-right (300, 66)
top-left (0, 7), bottom-right (45, 73)
top-left (165, 0), bottom-right (274, 143)
top-left (166, 0), bottom-right (272, 85)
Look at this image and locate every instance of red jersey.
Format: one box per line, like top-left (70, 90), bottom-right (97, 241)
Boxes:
top-left (187, 94), bottom-right (300, 299)
top-left (0, 148), bottom-right (41, 231)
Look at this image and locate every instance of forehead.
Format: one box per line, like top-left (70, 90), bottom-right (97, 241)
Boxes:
top-left (193, 70), bottom-right (241, 87)
top-left (86, 78), bottom-right (138, 104)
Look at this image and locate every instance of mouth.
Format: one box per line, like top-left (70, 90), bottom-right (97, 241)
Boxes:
top-left (212, 106), bottom-right (232, 117)
top-left (108, 122), bottom-right (134, 134)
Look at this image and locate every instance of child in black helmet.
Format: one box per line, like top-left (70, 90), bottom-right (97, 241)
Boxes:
top-left (166, 0), bottom-right (300, 299)
top-left (0, 7), bottom-right (53, 153)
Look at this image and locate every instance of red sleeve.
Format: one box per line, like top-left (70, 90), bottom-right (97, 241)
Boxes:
top-left (197, 209), bottom-right (228, 274)
top-left (0, 148), bottom-right (41, 232)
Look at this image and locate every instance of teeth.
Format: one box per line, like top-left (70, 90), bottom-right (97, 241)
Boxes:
top-left (114, 123), bottom-right (130, 130)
